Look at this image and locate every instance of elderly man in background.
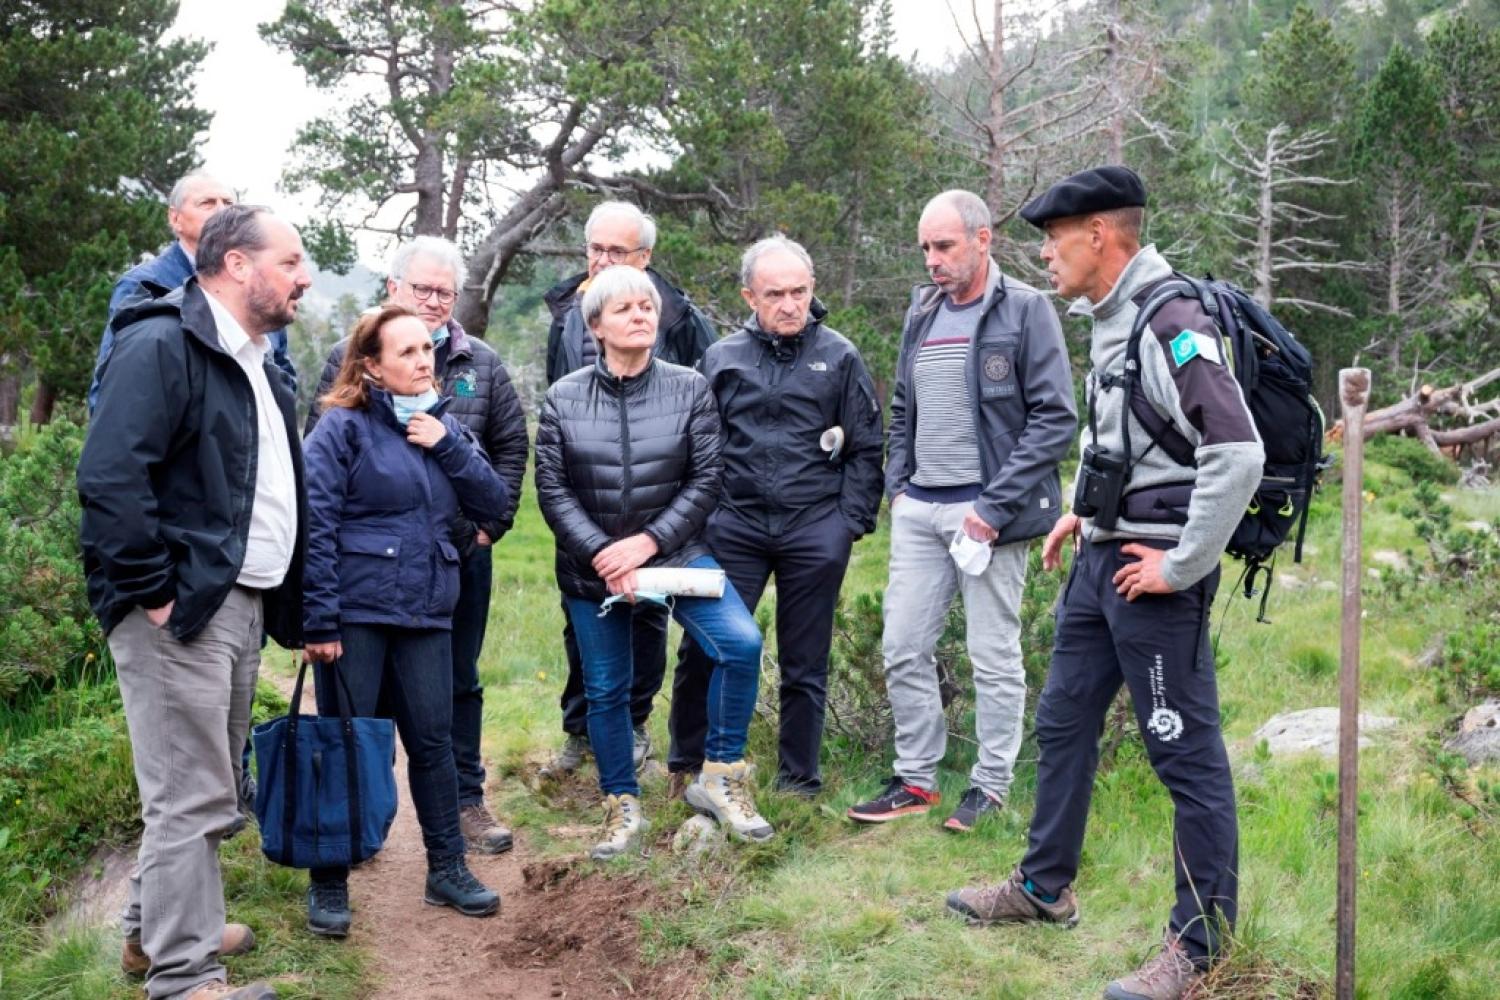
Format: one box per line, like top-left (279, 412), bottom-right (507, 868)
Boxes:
top-left (668, 235), bottom-right (883, 798)
top-left (89, 171), bottom-right (294, 413)
top-left (305, 236), bottom-right (528, 867)
top-left (541, 200), bottom-right (718, 774)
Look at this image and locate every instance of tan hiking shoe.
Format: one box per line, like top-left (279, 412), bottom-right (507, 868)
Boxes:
top-left (945, 868), bottom-right (1080, 927)
top-left (459, 802), bottom-right (514, 854)
top-left (684, 760), bottom-right (774, 842)
top-left (122, 924), bottom-right (256, 977)
top-left (181, 980), bottom-right (277, 1000)
top-left (1103, 934), bottom-right (1203, 1000)
top-left (590, 793), bottom-right (648, 860)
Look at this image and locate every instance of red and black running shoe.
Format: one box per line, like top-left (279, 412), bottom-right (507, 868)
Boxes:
top-left (846, 776), bottom-right (940, 823)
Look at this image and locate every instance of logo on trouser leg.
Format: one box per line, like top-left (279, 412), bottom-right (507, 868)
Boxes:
top-left (1146, 653), bottom-right (1184, 742)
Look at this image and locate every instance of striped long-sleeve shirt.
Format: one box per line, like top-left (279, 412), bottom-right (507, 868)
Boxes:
top-left (910, 296), bottom-right (985, 490)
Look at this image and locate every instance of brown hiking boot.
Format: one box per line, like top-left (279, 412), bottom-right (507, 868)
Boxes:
top-left (1103, 934), bottom-right (1204, 1000)
top-left (122, 923), bottom-right (256, 977)
top-left (180, 980), bottom-right (277, 1000)
top-left (945, 868), bottom-right (1080, 927)
top-left (459, 802), bottom-right (514, 854)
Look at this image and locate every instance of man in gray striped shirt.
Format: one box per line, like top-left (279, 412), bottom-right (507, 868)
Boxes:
top-left (847, 190), bottom-right (1075, 831)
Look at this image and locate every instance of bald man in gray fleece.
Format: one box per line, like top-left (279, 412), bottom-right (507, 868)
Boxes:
top-left (945, 166), bottom-right (1263, 1000)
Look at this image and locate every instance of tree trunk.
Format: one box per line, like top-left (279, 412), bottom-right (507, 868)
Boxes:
top-left (1105, 0), bottom-right (1124, 164)
top-left (1254, 129), bottom-right (1275, 308)
top-left (29, 380), bottom-right (57, 425)
top-left (0, 372), bottom-right (19, 426)
top-left (984, 0), bottom-right (1006, 218)
top-left (1387, 187), bottom-right (1403, 371)
top-left (842, 186), bottom-right (863, 306)
top-left (456, 187), bottom-right (569, 336)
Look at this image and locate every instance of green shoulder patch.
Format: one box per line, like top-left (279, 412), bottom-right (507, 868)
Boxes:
top-left (1169, 329), bottom-right (1222, 368)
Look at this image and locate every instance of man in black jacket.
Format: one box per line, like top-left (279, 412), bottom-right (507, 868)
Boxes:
top-left (668, 236), bottom-right (883, 795)
top-left (541, 201), bottom-right (718, 773)
top-left (305, 236), bottom-right (529, 857)
top-left (78, 205), bottom-right (309, 1000)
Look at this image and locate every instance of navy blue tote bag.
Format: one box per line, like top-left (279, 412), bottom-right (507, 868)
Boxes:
top-left (252, 657), bottom-right (397, 868)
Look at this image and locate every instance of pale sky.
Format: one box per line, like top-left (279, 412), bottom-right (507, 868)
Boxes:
top-left (171, 0), bottom-right (970, 268)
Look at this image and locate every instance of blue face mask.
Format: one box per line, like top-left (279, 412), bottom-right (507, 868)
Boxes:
top-left (430, 324), bottom-right (450, 347)
top-left (391, 388), bottom-right (440, 427)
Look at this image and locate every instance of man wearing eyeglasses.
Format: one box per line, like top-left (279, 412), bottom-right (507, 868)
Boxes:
top-left (304, 237), bottom-right (528, 898)
top-left (541, 200), bottom-right (719, 774)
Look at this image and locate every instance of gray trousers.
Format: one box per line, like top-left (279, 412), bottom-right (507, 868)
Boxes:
top-left (881, 497), bottom-right (1028, 798)
top-left (112, 587), bottom-right (262, 1000)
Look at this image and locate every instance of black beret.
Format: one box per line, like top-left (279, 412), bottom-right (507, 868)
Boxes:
top-left (1019, 165), bottom-right (1147, 227)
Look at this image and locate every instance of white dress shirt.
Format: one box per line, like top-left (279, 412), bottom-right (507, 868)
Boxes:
top-left (203, 291), bottom-right (298, 589)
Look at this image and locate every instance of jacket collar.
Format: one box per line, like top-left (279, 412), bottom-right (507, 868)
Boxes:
top-left (591, 351), bottom-right (655, 396)
top-left (1067, 244), bottom-right (1171, 321)
top-left (443, 316), bottom-right (472, 359)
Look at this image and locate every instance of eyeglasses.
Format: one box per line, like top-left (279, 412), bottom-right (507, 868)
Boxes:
top-left (584, 243), bottom-right (646, 263)
top-left (406, 282), bottom-right (456, 305)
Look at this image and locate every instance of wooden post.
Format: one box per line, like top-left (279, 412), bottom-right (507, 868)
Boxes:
top-left (1336, 367), bottom-right (1370, 1000)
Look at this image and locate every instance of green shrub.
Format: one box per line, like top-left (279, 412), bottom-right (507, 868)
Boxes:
top-left (1434, 622), bottom-right (1500, 707)
top-left (0, 419), bottom-right (104, 705)
top-left (0, 697), bottom-right (137, 942)
top-left (1369, 433), bottom-right (1461, 486)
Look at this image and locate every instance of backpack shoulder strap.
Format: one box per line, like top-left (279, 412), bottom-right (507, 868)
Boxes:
top-left (1124, 276), bottom-right (1201, 469)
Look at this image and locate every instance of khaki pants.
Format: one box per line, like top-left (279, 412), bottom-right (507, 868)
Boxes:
top-left (111, 587), bottom-right (262, 1000)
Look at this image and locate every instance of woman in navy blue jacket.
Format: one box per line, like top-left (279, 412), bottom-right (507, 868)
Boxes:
top-left (301, 303), bottom-right (509, 936)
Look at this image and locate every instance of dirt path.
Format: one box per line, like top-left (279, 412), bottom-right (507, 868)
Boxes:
top-left (289, 672), bottom-right (703, 1000)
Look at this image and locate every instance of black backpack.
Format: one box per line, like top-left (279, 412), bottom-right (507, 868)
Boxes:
top-left (1123, 274), bottom-right (1328, 621)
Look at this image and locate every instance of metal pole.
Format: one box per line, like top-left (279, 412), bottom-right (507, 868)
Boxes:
top-left (1336, 367), bottom-right (1370, 1000)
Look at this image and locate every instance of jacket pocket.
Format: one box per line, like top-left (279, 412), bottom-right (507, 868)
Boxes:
top-left (976, 331), bottom-right (1020, 401)
top-left (431, 539), bottom-right (461, 615)
top-left (338, 533), bottom-right (401, 609)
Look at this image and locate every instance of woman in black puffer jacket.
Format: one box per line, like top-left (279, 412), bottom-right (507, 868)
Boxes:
top-left (535, 266), bottom-right (771, 860)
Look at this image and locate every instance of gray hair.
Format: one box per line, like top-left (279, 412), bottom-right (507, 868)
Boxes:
top-left (584, 201), bottom-right (657, 251)
top-left (740, 235), bottom-right (815, 288)
top-left (580, 265), bottom-right (661, 330)
top-left (921, 189), bottom-right (992, 237)
top-left (195, 204), bottom-right (272, 278)
top-left (389, 235), bottom-right (464, 285)
top-left (168, 170), bottom-right (223, 210)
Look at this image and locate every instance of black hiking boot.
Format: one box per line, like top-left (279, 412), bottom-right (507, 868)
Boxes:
top-left (306, 880), bottom-right (352, 938)
top-left (424, 854), bottom-right (500, 917)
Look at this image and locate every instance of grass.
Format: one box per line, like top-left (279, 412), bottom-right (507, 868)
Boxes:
top-left (3, 450), bottom-right (1497, 998)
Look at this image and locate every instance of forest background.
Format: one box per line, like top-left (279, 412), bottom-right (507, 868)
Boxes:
top-left (1, 0), bottom-right (1499, 997)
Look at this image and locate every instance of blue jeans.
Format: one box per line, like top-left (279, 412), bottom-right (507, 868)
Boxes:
top-left (312, 625), bottom-right (463, 884)
top-left (566, 556), bottom-right (762, 797)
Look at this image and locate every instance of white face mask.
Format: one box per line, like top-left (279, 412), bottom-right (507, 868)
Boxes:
top-left (390, 388), bottom-right (440, 427)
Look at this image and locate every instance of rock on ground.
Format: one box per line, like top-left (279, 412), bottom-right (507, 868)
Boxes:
top-left (1254, 708), bottom-right (1400, 758)
top-left (1446, 700), bottom-right (1500, 765)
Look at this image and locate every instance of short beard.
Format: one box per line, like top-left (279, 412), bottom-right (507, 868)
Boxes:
top-left (247, 273), bottom-right (296, 333)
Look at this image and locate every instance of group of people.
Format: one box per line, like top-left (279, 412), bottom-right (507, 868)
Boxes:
top-left (77, 163), bottom-right (1261, 1000)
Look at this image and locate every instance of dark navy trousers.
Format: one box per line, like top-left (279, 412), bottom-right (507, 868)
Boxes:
top-left (451, 545), bottom-right (493, 805)
top-left (1021, 538), bottom-right (1236, 964)
top-left (668, 506), bottom-right (854, 792)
